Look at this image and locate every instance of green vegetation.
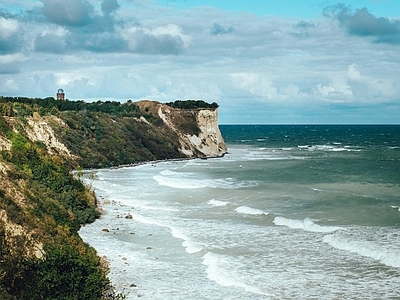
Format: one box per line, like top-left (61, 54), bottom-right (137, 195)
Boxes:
top-left (0, 115), bottom-right (122, 299)
top-left (52, 109), bottom-right (182, 168)
top-left (166, 100), bottom-right (219, 110)
top-left (0, 97), bottom-right (141, 118)
top-left (0, 96), bottom-right (220, 298)
top-left (0, 96), bottom-right (193, 168)
top-left (0, 223), bottom-right (110, 300)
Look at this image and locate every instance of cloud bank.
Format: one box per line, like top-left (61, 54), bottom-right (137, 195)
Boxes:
top-left (324, 4), bottom-right (400, 44)
top-left (0, 0), bottom-right (399, 123)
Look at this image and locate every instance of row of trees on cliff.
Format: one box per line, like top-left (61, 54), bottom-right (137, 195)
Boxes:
top-left (0, 97), bottom-right (219, 118)
top-left (0, 96), bottom-right (141, 118)
top-left (166, 99), bottom-right (219, 109)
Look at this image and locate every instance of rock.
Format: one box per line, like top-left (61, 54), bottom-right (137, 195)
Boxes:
top-left (146, 246), bottom-right (152, 250)
top-left (125, 214), bottom-right (133, 219)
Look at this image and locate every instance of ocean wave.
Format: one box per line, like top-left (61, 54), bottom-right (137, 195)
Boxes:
top-left (127, 213), bottom-right (203, 254)
top-left (202, 252), bottom-right (267, 296)
top-left (153, 175), bottom-right (257, 190)
top-left (140, 204), bottom-right (179, 212)
top-left (297, 144), bottom-right (361, 152)
top-left (391, 205), bottom-right (400, 212)
top-left (273, 217), bottom-right (341, 233)
top-left (160, 169), bottom-right (184, 176)
top-left (170, 227), bottom-right (203, 254)
top-left (243, 152), bottom-right (297, 161)
top-left (323, 234), bottom-right (400, 268)
top-left (153, 175), bottom-right (207, 189)
top-left (235, 206), bottom-right (268, 216)
top-left (208, 199), bottom-right (230, 207)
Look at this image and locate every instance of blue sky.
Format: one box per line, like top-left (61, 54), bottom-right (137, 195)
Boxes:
top-left (156, 0), bottom-right (400, 18)
top-left (1, 0), bottom-right (400, 124)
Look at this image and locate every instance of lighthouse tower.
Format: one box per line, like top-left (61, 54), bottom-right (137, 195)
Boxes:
top-left (56, 88), bottom-right (65, 100)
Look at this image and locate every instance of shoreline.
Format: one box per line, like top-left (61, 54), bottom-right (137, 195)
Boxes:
top-left (109, 152), bottom-right (227, 170)
top-left (79, 153), bottom-right (229, 298)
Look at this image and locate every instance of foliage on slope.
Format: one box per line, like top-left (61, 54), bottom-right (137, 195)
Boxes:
top-left (1, 96), bottom-right (189, 168)
top-left (0, 96), bottom-right (220, 298)
top-left (0, 114), bottom-right (119, 299)
top-left (52, 109), bottom-right (182, 168)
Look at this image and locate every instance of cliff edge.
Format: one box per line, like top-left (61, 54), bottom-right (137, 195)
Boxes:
top-left (136, 100), bottom-right (227, 158)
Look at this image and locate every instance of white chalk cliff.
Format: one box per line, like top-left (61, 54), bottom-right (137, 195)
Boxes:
top-left (137, 100), bottom-right (227, 158)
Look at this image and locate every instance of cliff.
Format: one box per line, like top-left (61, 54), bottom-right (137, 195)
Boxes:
top-left (0, 97), bottom-right (227, 298)
top-left (136, 100), bottom-right (227, 158)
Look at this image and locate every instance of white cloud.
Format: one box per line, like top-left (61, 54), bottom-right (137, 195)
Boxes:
top-left (152, 24), bottom-right (192, 47)
top-left (0, 53), bottom-right (26, 64)
top-left (0, 17), bottom-right (19, 39)
top-left (312, 84), bottom-right (336, 98)
top-left (119, 23), bottom-right (191, 54)
top-left (346, 63), bottom-right (398, 100)
top-left (231, 72), bottom-right (278, 100)
top-left (280, 83), bottom-right (307, 100)
top-left (0, 1), bottom-right (399, 123)
top-left (347, 63), bottom-right (361, 81)
top-left (3, 79), bottom-right (19, 91)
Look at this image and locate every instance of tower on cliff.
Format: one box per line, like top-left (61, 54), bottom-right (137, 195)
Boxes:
top-left (56, 88), bottom-right (65, 100)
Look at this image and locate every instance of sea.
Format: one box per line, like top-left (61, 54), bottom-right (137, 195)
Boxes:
top-left (79, 125), bottom-right (400, 299)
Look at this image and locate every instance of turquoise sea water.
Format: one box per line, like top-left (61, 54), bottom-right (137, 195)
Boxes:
top-left (80, 125), bottom-right (400, 299)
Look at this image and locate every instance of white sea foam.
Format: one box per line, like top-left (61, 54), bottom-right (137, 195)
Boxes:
top-left (323, 234), bottom-right (400, 268)
top-left (170, 227), bottom-right (203, 253)
top-left (153, 175), bottom-right (257, 190)
top-left (140, 204), bottom-right (179, 212)
top-left (202, 252), bottom-right (268, 296)
top-left (243, 151), bottom-right (288, 161)
top-left (235, 206), bottom-right (268, 216)
top-left (208, 199), bottom-right (230, 207)
top-left (153, 175), bottom-right (207, 189)
top-left (273, 217), bottom-right (341, 233)
top-left (310, 187), bottom-right (323, 192)
top-left (297, 144), bottom-right (359, 152)
top-left (128, 212), bottom-right (202, 254)
top-left (391, 205), bottom-right (400, 212)
top-left (160, 169), bottom-right (182, 176)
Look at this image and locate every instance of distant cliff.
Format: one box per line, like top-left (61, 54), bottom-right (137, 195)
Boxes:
top-left (136, 100), bottom-right (227, 158)
top-left (0, 97), bottom-right (227, 298)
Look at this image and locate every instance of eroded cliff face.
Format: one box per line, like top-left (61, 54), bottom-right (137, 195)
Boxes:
top-left (136, 100), bottom-right (227, 158)
top-left (25, 116), bottom-right (75, 158)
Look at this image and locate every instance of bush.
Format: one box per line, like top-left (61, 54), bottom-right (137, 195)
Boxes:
top-left (14, 241), bottom-right (109, 300)
top-left (166, 100), bottom-right (219, 109)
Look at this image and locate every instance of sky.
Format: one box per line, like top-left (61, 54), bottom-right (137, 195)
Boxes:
top-left (0, 0), bottom-right (400, 124)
